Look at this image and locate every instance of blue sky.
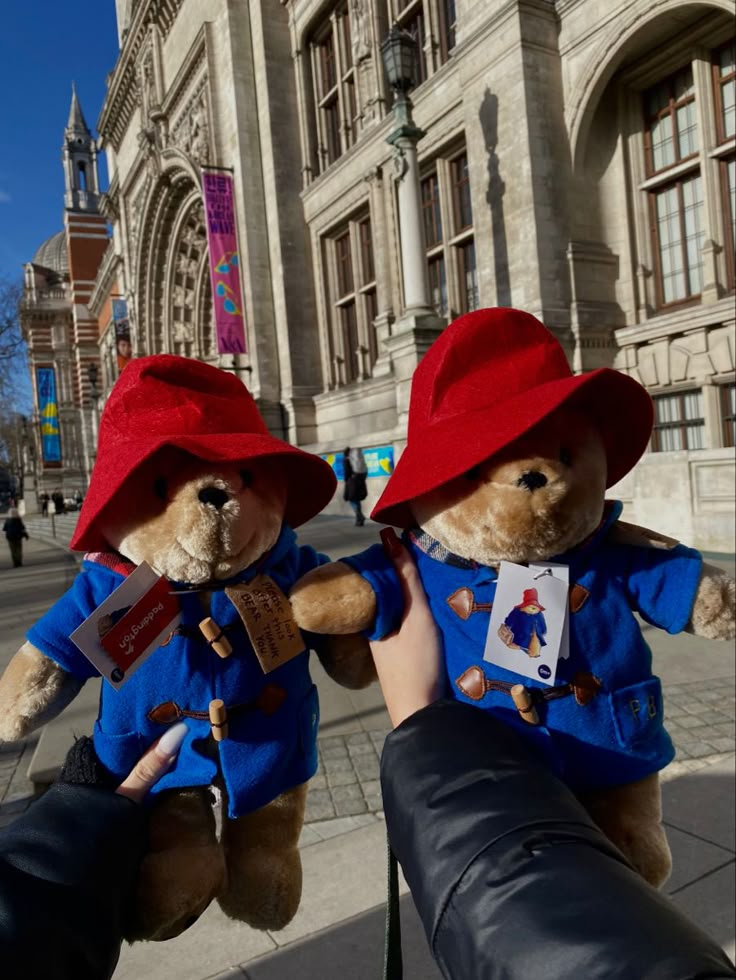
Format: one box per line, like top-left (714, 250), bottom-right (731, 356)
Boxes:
top-left (0, 3), bottom-right (119, 283)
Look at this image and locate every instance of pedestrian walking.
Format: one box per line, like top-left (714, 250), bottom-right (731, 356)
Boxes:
top-left (2, 507), bottom-right (29, 568)
top-left (51, 489), bottom-right (65, 514)
top-left (40, 492), bottom-right (49, 517)
top-left (343, 446), bottom-right (367, 526)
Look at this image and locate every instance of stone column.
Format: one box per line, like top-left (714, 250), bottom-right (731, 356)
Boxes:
top-left (382, 95), bottom-right (444, 433)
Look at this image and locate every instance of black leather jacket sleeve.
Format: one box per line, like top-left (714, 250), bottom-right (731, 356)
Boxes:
top-left (381, 699), bottom-right (736, 980)
top-left (0, 782), bottom-right (146, 980)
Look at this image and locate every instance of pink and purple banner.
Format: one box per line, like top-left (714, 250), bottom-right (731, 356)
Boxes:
top-left (202, 170), bottom-right (247, 354)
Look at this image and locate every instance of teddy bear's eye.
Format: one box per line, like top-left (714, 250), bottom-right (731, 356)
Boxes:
top-left (240, 469), bottom-right (253, 488)
top-left (464, 465), bottom-right (481, 481)
top-left (154, 477), bottom-right (167, 501)
top-left (559, 448), bottom-right (572, 467)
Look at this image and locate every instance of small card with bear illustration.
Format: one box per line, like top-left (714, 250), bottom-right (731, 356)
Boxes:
top-left (483, 561), bottom-right (569, 686)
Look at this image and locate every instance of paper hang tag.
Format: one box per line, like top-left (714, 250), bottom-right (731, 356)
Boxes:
top-left (225, 574), bottom-right (305, 674)
top-left (71, 562), bottom-right (181, 689)
top-left (483, 560), bottom-right (569, 687)
top-left (529, 562), bottom-right (570, 662)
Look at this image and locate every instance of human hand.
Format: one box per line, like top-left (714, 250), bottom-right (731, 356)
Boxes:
top-left (370, 528), bottom-right (444, 727)
top-left (115, 721), bottom-right (187, 803)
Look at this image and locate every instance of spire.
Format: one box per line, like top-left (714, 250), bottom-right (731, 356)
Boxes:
top-left (63, 82), bottom-right (100, 212)
top-left (66, 83), bottom-right (91, 139)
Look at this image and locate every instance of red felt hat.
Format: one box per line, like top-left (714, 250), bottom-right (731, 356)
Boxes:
top-left (71, 355), bottom-right (337, 553)
top-left (515, 588), bottom-right (545, 611)
top-left (372, 308), bottom-right (653, 528)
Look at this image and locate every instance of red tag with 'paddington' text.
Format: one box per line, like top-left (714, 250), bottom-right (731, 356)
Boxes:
top-left (99, 575), bottom-right (179, 669)
top-left (71, 562), bottom-right (181, 689)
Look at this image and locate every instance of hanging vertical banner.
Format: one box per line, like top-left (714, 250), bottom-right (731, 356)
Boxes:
top-left (202, 170), bottom-right (247, 354)
top-left (36, 367), bottom-right (62, 466)
top-left (112, 298), bottom-right (132, 374)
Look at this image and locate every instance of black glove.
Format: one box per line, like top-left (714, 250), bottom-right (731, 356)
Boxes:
top-left (58, 735), bottom-right (119, 789)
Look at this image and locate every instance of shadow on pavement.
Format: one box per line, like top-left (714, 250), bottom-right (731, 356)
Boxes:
top-left (244, 894), bottom-right (441, 980)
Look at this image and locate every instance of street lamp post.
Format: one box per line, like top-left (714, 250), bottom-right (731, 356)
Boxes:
top-left (381, 26), bottom-right (433, 314)
top-left (380, 26), bottom-right (444, 429)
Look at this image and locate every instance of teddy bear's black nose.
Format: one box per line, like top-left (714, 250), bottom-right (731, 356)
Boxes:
top-left (198, 486), bottom-right (230, 509)
top-left (516, 471), bottom-right (548, 492)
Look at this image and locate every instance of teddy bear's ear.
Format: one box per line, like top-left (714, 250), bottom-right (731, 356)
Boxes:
top-left (154, 476), bottom-right (167, 501)
top-left (609, 520), bottom-right (679, 551)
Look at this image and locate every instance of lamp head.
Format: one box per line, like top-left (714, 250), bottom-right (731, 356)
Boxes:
top-left (381, 25), bottom-right (418, 95)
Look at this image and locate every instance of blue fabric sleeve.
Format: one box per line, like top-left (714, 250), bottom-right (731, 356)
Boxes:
top-left (623, 542), bottom-right (703, 635)
top-left (340, 544), bottom-right (403, 641)
top-left (26, 570), bottom-right (101, 681)
top-left (296, 544), bottom-right (331, 576)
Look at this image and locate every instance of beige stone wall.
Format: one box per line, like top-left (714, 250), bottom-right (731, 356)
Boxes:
top-left (94, 0), bottom-right (734, 545)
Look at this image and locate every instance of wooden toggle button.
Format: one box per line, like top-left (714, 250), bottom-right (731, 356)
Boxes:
top-left (209, 698), bottom-right (228, 741)
top-left (511, 684), bottom-right (540, 725)
top-left (199, 617), bottom-right (233, 658)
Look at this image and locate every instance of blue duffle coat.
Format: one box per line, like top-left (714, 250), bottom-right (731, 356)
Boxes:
top-left (342, 502), bottom-right (703, 790)
top-left (27, 526), bottom-right (325, 817)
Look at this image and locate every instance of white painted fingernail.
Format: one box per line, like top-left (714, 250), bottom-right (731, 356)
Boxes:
top-left (157, 721), bottom-right (188, 756)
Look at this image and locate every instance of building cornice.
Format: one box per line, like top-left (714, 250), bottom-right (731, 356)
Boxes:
top-left (615, 297), bottom-right (736, 346)
top-left (97, 0), bottom-right (184, 151)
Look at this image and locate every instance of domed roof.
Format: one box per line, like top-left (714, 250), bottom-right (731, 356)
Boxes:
top-left (32, 231), bottom-right (69, 275)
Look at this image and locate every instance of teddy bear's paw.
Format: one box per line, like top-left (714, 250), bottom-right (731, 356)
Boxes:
top-left (578, 773), bottom-right (672, 889)
top-left (290, 562), bottom-right (377, 633)
top-left (0, 643), bottom-right (82, 742)
top-left (318, 633), bottom-right (377, 690)
top-left (686, 564), bottom-right (736, 641)
top-left (218, 782), bottom-right (307, 930)
top-left (125, 842), bottom-right (227, 942)
top-left (218, 844), bottom-right (303, 931)
top-left (609, 822), bottom-right (672, 889)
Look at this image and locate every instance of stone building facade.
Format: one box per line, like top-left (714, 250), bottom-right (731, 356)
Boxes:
top-left (95, 0), bottom-right (734, 548)
top-left (21, 89), bottom-right (109, 503)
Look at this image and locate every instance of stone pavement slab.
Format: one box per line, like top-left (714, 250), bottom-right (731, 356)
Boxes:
top-left (240, 895), bottom-right (441, 980)
top-left (663, 756), bottom-right (736, 963)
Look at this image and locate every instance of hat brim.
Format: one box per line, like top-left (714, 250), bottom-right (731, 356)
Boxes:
top-left (71, 432), bottom-right (336, 553)
top-left (371, 368), bottom-right (652, 528)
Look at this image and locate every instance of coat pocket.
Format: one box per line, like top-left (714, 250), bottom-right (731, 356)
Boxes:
top-left (93, 720), bottom-right (144, 781)
top-left (609, 677), bottom-right (665, 753)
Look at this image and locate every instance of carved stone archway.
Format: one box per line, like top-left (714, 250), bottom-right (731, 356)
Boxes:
top-left (135, 169), bottom-right (214, 359)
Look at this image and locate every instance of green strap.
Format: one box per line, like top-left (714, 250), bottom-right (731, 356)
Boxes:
top-left (384, 839), bottom-right (403, 980)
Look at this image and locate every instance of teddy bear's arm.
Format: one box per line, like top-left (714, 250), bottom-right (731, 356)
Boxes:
top-left (290, 562), bottom-right (377, 634)
top-left (685, 563), bottom-right (736, 641)
top-left (0, 642), bottom-right (84, 742)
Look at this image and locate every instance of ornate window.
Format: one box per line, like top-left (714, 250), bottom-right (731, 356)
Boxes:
top-left (169, 204), bottom-right (214, 359)
top-left (643, 67), bottom-right (705, 307)
top-left (420, 146), bottom-right (477, 317)
top-left (720, 381), bottom-right (736, 447)
top-left (324, 211), bottom-right (378, 387)
top-left (651, 390), bottom-right (705, 451)
top-left (387, 0), bottom-right (457, 84)
top-left (310, 3), bottom-right (359, 174)
top-left (631, 40), bottom-right (736, 312)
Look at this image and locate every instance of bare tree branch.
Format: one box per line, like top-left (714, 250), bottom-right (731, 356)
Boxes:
top-left (0, 278), bottom-right (28, 405)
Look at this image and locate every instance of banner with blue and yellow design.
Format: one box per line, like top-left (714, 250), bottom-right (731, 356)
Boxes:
top-left (321, 445), bottom-right (394, 480)
top-left (36, 367), bottom-right (62, 465)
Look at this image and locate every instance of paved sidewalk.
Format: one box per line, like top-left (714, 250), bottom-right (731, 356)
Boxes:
top-left (0, 515), bottom-right (733, 978)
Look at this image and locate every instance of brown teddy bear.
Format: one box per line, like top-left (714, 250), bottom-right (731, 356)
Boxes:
top-left (0, 354), bottom-right (374, 942)
top-left (290, 307), bottom-right (735, 888)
